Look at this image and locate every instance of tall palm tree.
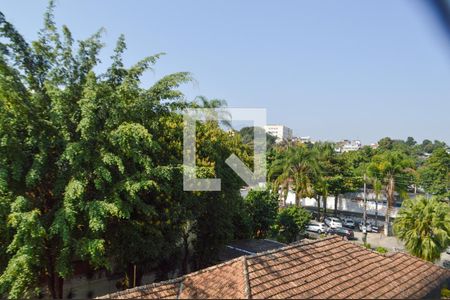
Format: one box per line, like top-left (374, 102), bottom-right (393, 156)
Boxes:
top-left (393, 196), bottom-right (450, 262)
top-left (367, 151), bottom-right (413, 236)
top-left (269, 145), bottom-right (320, 207)
top-left (372, 178), bottom-right (382, 227)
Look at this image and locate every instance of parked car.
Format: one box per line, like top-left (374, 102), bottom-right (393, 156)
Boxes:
top-left (324, 217), bottom-right (342, 229)
top-left (342, 218), bottom-right (355, 229)
top-left (306, 222), bottom-right (327, 234)
top-left (358, 222), bottom-right (380, 233)
top-left (370, 225), bottom-right (380, 233)
top-left (327, 227), bottom-right (354, 240)
top-left (358, 222), bottom-right (372, 233)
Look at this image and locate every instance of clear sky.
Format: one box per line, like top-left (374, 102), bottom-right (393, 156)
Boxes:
top-left (2, 0), bottom-right (450, 144)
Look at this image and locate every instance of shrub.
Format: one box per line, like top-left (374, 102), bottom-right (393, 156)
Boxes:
top-left (273, 206), bottom-right (311, 243)
top-left (375, 247), bottom-right (388, 254)
top-left (441, 288), bottom-right (450, 299)
top-left (244, 190), bottom-right (278, 239)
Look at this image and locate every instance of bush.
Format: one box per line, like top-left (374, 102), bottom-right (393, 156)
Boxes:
top-left (441, 288), bottom-right (450, 299)
top-left (363, 243), bottom-right (371, 249)
top-left (273, 206), bottom-right (311, 243)
top-left (244, 189), bottom-right (278, 239)
top-left (375, 247), bottom-right (388, 254)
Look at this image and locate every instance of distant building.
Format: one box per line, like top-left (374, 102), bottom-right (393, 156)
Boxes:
top-left (336, 140), bottom-right (362, 152)
top-left (263, 125), bottom-right (293, 143)
top-left (299, 136), bottom-right (312, 143)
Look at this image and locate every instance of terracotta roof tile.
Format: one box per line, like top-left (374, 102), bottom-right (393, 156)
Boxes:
top-left (179, 258), bottom-right (245, 299)
top-left (98, 236), bottom-right (450, 299)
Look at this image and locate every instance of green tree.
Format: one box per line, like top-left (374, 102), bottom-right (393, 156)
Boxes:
top-left (378, 137), bottom-right (394, 151)
top-left (192, 95), bottom-right (232, 128)
top-left (239, 126), bottom-right (276, 151)
top-left (0, 4), bottom-right (193, 297)
top-left (273, 206), bottom-right (311, 243)
top-left (0, 3), bottom-right (251, 298)
top-left (418, 148), bottom-right (450, 197)
top-left (367, 151), bottom-right (414, 236)
top-left (189, 120), bottom-right (252, 269)
top-left (244, 189), bottom-right (278, 239)
top-left (394, 196), bottom-right (450, 262)
top-left (269, 144), bottom-right (320, 207)
top-left (405, 136), bottom-right (417, 147)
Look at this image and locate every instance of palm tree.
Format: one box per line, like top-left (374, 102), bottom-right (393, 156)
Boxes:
top-left (372, 178), bottom-right (382, 227)
top-left (269, 145), bottom-right (320, 207)
top-left (393, 196), bottom-right (450, 262)
top-left (313, 142), bottom-right (338, 220)
top-left (192, 96), bottom-right (232, 128)
top-left (367, 151), bottom-right (413, 236)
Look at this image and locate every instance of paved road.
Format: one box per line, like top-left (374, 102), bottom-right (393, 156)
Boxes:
top-left (353, 232), bottom-right (450, 269)
top-left (353, 232), bottom-right (405, 251)
top-left (307, 230), bottom-right (450, 269)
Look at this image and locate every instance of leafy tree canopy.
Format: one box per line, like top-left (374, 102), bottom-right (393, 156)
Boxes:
top-left (394, 196), bottom-right (450, 262)
top-left (244, 189), bottom-right (278, 239)
top-left (0, 2), bottom-right (250, 298)
top-left (273, 206), bottom-right (311, 243)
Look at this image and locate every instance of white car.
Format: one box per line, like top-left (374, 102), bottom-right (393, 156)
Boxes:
top-left (324, 217), bottom-right (342, 229)
top-left (306, 222), bottom-right (327, 234)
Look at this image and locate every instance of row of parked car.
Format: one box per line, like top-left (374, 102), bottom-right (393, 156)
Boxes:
top-left (306, 216), bottom-right (381, 240)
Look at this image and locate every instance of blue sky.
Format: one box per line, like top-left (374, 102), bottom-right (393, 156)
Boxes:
top-left (2, 0), bottom-right (450, 144)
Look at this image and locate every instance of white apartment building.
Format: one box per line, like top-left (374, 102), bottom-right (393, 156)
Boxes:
top-left (340, 140), bottom-right (362, 152)
top-left (263, 125), bottom-right (293, 143)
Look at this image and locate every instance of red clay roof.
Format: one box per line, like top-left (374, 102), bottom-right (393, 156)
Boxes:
top-left (98, 236), bottom-right (450, 299)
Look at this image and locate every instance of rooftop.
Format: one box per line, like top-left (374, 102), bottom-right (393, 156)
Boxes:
top-left (218, 239), bottom-right (286, 261)
top-left (98, 236), bottom-right (450, 299)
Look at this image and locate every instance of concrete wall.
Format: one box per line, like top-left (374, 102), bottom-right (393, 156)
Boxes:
top-left (284, 190), bottom-right (403, 218)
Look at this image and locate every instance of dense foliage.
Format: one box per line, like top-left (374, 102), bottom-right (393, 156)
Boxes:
top-left (273, 206), bottom-right (311, 243)
top-left (418, 148), bottom-right (450, 197)
top-left (244, 189), bottom-right (278, 239)
top-left (0, 2), bottom-right (449, 298)
top-left (0, 3), bottom-right (250, 298)
top-left (268, 137), bottom-right (449, 236)
top-left (394, 196), bottom-right (450, 261)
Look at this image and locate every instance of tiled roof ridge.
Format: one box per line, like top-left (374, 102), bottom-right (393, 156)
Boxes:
top-left (248, 235), bottom-right (341, 259)
top-left (96, 277), bottom-right (183, 299)
top-left (241, 256), bottom-right (251, 299)
top-left (97, 235), bottom-right (450, 299)
top-left (180, 255), bottom-right (244, 279)
top-left (97, 257), bottom-right (245, 299)
top-left (176, 281), bottom-right (184, 299)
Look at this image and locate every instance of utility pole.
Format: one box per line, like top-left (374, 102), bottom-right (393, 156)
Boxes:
top-left (363, 173), bottom-right (368, 245)
top-left (133, 264), bottom-right (137, 288)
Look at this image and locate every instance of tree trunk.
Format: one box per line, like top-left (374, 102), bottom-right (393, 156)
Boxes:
top-left (182, 233), bottom-right (189, 275)
top-left (47, 272), bottom-right (56, 299)
top-left (295, 191), bottom-right (301, 207)
top-left (334, 195), bottom-right (338, 216)
top-left (323, 195), bottom-right (327, 216)
top-left (56, 276), bottom-right (64, 299)
top-left (279, 187), bottom-right (287, 207)
top-left (375, 194), bottom-right (378, 227)
top-left (385, 177), bottom-right (395, 236)
top-left (46, 247), bottom-right (64, 299)
top-left (316, 195), bottom-right (321, 221)
top-left (47, 272), bottom-right (64, 299)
